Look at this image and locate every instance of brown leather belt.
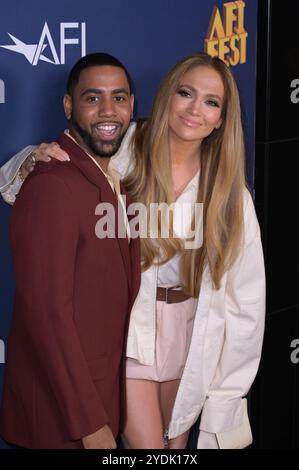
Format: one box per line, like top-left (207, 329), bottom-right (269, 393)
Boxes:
top-left (156, 286), bottom-right (191, 304)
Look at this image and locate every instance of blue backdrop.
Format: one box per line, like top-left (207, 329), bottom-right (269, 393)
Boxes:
top-left (0, 0), bottom-right (258, 448)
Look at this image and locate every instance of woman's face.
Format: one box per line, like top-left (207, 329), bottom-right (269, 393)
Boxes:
top-left (168, 65), bottom-right (224, 146)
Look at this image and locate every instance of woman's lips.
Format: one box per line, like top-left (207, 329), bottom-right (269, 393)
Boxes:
top-left (179, 116), bottom-right (203, 128)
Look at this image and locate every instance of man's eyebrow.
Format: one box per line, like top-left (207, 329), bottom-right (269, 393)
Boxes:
top-left (111, 88), bottom-right (130, 96)
top-left (80, 88), bottom-right (130, 97)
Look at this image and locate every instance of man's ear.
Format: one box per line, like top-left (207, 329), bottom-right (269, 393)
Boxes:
top-left (63, 94), bottom-right (72, 120)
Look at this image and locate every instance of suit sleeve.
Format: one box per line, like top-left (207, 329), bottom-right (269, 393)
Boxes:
top-left (11, 173), bottom-right (109, 441)
top-left (0, 145), bottom-right (36, 204)
top-left (198, 189), bottom-right (266, 448)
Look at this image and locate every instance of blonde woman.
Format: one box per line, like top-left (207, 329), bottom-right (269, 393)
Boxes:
top-left (0, 53), bottom-right (265, 449)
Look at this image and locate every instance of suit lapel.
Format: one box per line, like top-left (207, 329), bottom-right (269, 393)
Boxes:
top-left (56, 132), bottom-right (132, 285)
top-left (121, 181), bottom-right (141, 303)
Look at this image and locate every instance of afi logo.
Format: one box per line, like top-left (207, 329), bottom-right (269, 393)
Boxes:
top-left (0, 22), bottom-right (86, 65)
top-left (205, 1), bottom-right (248, 66)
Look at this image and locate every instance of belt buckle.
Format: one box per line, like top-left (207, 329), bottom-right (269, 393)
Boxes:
top-left (165, 287), bottom-right (169, 304)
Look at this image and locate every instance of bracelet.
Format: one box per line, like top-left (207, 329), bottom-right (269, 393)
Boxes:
top-left (24, 151), bottom-right (37, 173)
top-left (17, 168), bottom-right (25, 182)
top-left (28, 151), bottom-right (37, 170)
top-left (17, 151), bottom-right (37, 182)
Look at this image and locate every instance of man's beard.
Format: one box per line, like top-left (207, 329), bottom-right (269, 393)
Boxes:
top-left (70, 116), bottom-right (126, 158)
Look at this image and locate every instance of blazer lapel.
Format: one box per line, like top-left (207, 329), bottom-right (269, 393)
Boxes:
top-left (56, 132), bottom-right (132, 285)
top-left (121, 181), bottom-right (141, 303)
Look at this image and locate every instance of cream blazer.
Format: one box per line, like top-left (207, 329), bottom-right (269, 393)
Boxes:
top-left (126, 187), bottom-right (265, 448)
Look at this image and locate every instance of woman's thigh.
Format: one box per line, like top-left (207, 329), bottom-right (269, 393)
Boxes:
top-left (160, 379), bottom-right (190, 449)
top-left (122, 378), bottom-right (165, 449)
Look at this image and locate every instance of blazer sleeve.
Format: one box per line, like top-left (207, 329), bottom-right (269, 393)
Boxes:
top-left (11, 173), bottom-right (109, 441)
top-left (0, 145), bottom-right (36, 204)
top-left (110, 122), bottom-right (136, 178)
top-left (198, 189), bottom-right (266, 448)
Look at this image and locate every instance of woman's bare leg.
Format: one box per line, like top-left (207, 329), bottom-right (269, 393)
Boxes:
top-left (160, 379), bottom-right (190, 449)
top-left (168, 429), bottom-right (190, 449)
top-left (122, 378), bottom-right (165, 449)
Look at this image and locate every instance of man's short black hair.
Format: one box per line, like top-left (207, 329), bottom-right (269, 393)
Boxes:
top-left (66, 52), bottom-right (133, 95)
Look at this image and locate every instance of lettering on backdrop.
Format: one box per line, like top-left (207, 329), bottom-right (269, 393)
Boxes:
top-left (0, 22), bottom-right (86, 65)
top-left (205, 1), bottom-right (248, 66)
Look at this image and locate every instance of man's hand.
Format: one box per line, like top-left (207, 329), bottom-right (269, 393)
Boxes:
top-left (82, 424), bottom-right (117, 449)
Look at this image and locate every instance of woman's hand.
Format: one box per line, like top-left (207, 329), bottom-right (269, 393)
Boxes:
top-left (35, 142), bottom-right (70, 162)
top-left (18, 143), bottom-right (70, 181)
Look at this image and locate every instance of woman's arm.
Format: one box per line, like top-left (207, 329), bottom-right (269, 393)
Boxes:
top-left (0, 122), bottom-right (137, 206)
top-left (198, 189), bottom-right (266, 449)
top-left (0, 143), bottom-right (69, 205)
top-left (0, 146), bottom-right (36, 204)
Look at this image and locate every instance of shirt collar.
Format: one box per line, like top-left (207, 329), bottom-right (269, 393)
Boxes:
top-left (64, 129), bottom-right (121, 193)
top-left (188, 169), bottom-right (200, 189)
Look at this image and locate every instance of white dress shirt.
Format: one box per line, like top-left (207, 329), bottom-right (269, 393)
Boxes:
top-left (157, 170), bottom-right (200, 287)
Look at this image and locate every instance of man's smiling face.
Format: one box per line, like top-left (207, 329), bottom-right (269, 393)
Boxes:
top-left (64, 65), bottom-right (134, 158)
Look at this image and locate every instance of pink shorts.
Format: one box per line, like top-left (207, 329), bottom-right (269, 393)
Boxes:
top-left (126, 297), bottom-right (197, 382)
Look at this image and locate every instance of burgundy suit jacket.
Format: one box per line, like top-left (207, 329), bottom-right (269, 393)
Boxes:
top-left (0, 133), bottom-right (140, 448)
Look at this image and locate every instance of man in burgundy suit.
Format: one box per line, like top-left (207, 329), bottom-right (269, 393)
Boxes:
top-left (0, 53), bottom-right (140, 449)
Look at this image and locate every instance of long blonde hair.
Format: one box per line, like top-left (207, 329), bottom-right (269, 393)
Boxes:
top-left (124, 53), bottom-right (246, 297)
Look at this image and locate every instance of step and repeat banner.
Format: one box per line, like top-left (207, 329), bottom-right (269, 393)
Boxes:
top-left (0, 0), bottom-right (258, 448)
